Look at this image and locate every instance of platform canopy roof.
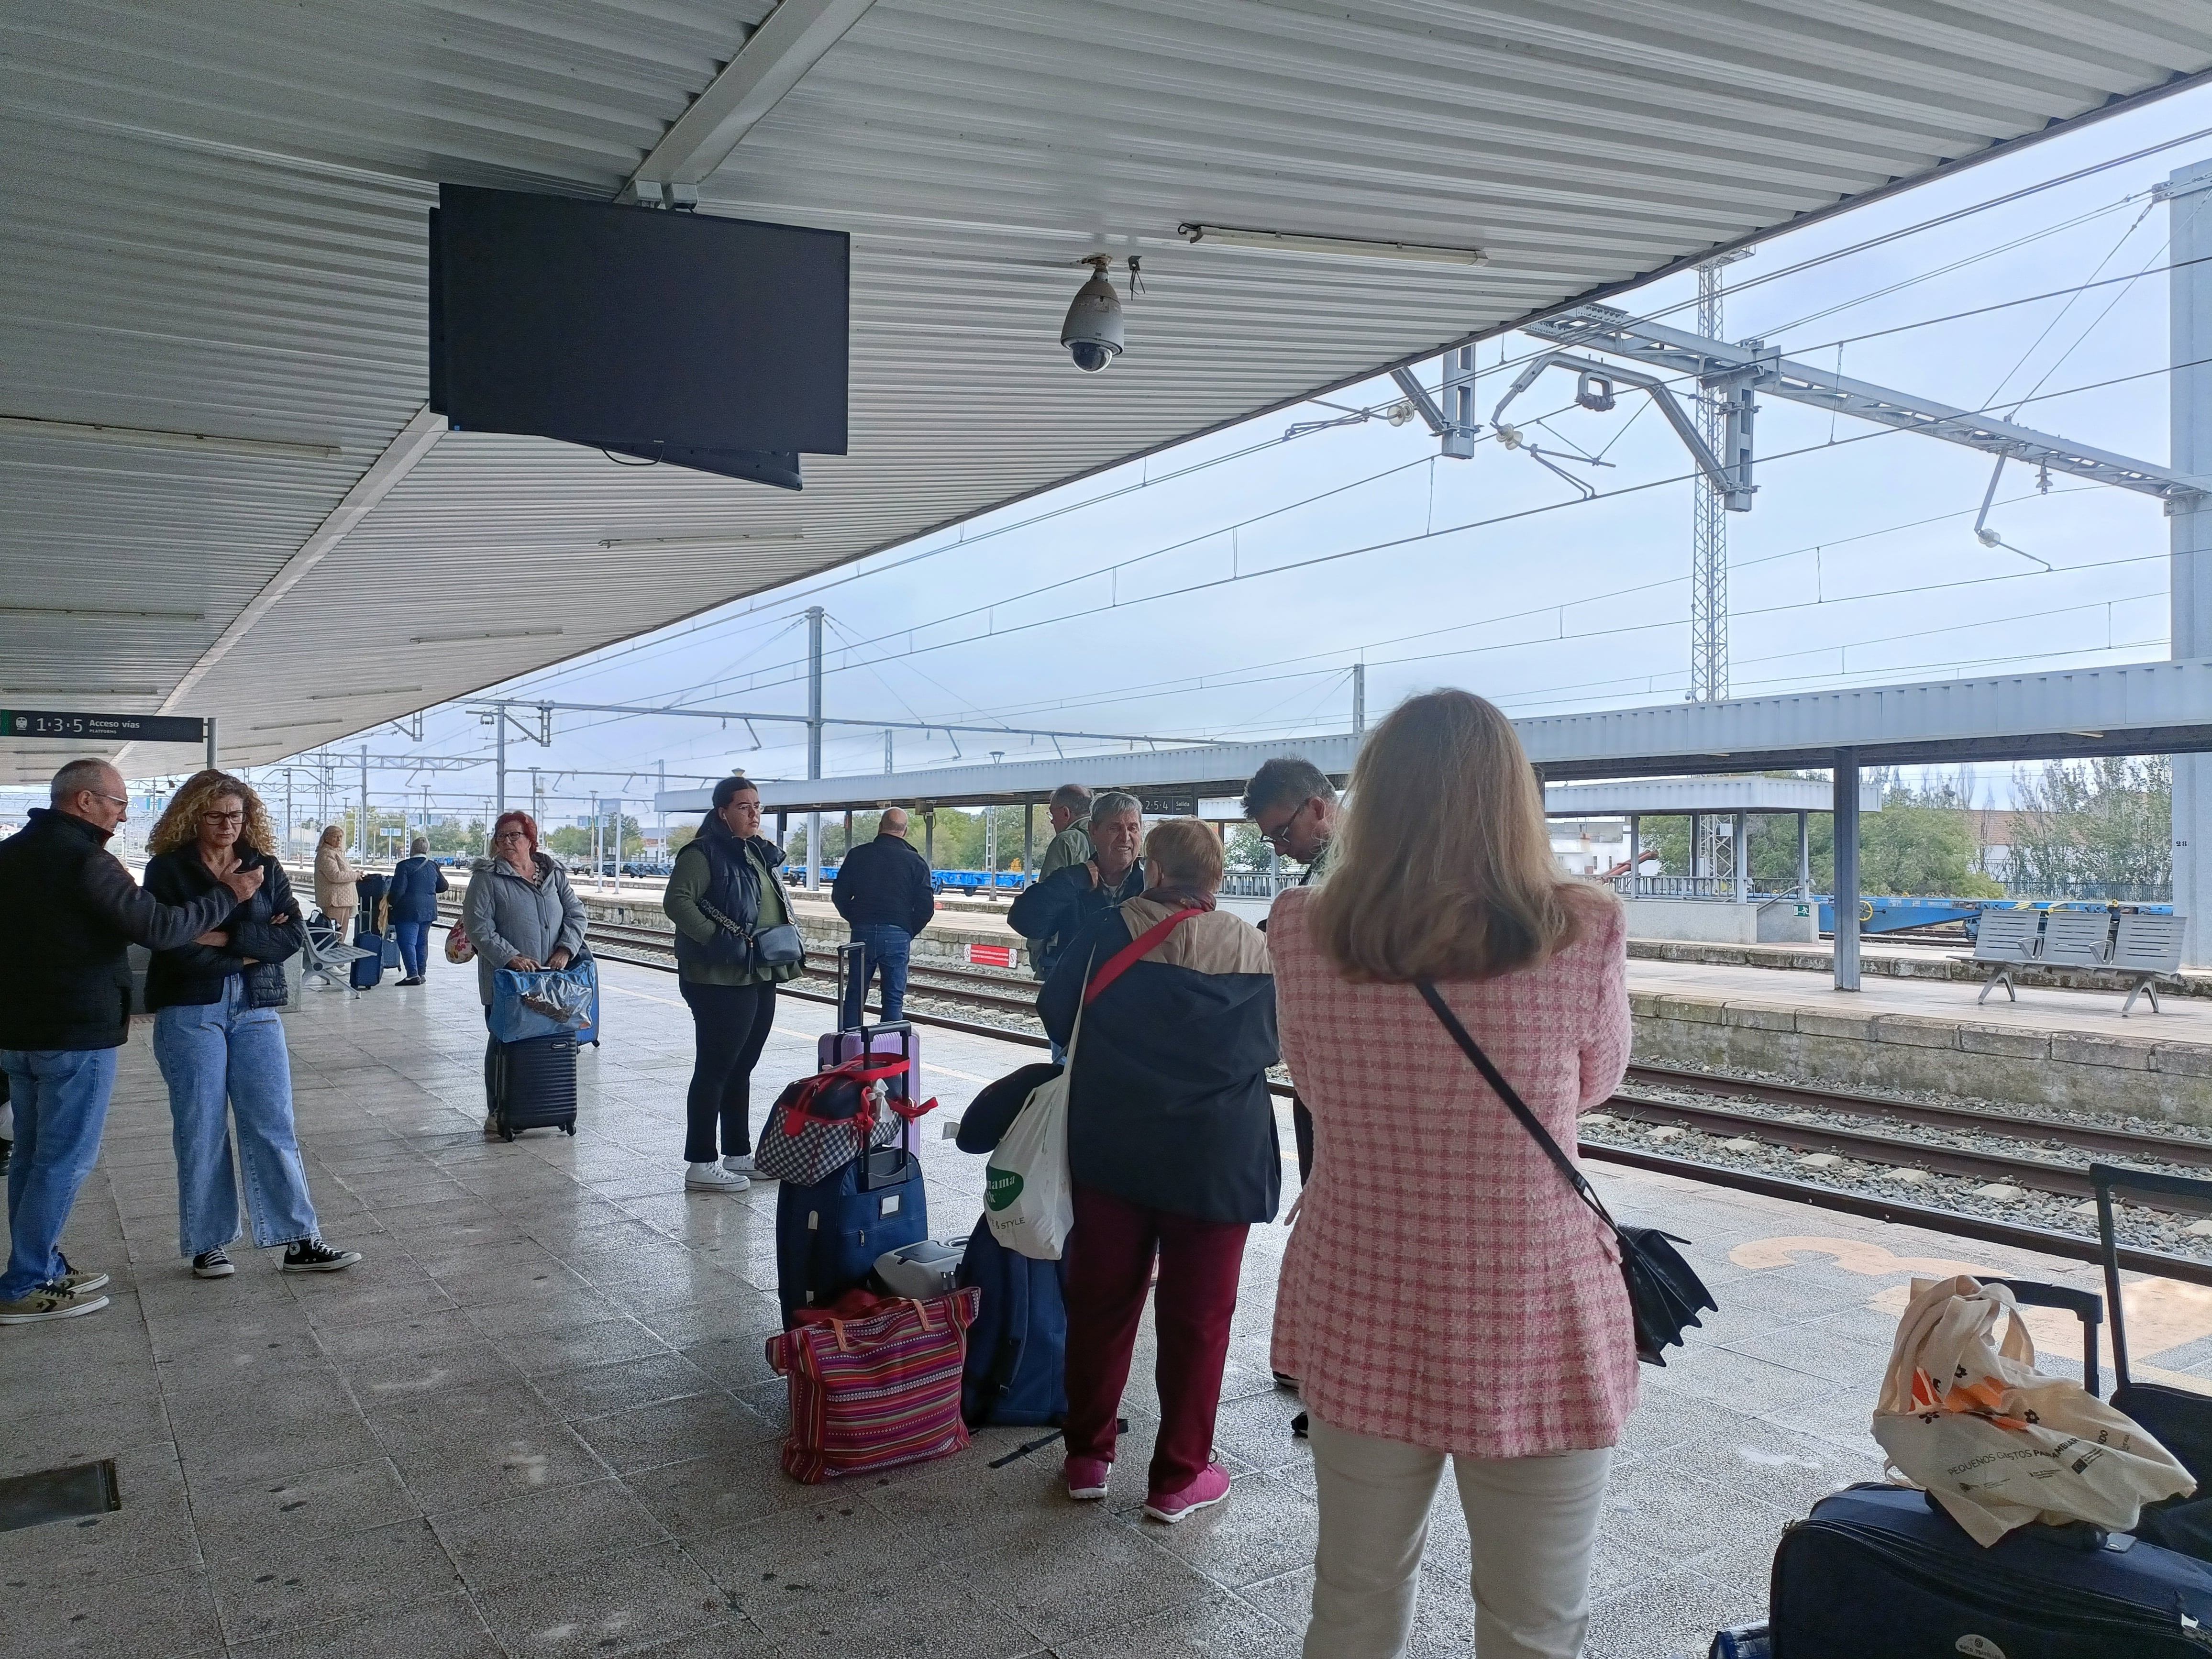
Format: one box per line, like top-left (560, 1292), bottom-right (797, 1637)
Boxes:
top-left (6, 1), bottom-right (2211, 785)
top-left (661, 657), bottom-right (2212, 813)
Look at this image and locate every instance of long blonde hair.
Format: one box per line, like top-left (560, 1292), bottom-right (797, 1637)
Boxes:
top-left (148, 770), bottom-right (277, 860)
top-left (1305, 689), bottom-right (1612, 982)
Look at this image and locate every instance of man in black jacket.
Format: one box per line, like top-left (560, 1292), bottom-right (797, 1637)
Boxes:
top-left (0, 759), bottom-right (259, 1324)
top-left (830, 807), bottom-right (935, 1024)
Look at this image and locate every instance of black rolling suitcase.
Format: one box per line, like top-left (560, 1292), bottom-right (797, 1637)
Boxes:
top-left (485, 1033), bottom-right (579, 1140)
top-left (1769, 1279), bottom-right (2212, 1657)
top-left (2096, 1163), bottom-right (2212, 1558)
top-left (774, 1010), bottom-right (929, 1325)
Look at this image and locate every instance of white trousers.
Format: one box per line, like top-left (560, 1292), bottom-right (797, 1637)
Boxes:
top-left (1302, 1415), bottom-right (1613, 1659)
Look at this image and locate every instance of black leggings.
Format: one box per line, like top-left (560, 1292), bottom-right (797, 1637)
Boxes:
top-left (678, 980), bottom-right (779, 1163)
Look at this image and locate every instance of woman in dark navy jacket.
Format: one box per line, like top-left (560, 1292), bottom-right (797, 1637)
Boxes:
top-left (387, 837), bottom-right (449, 985)
top-left (1037, 817), bottom-right (1277, 1527)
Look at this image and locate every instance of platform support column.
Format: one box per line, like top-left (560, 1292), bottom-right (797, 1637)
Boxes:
top-left (358, 747), bottom-right (370, 860)
top-left (1627, 816), bottom-right (1640, 897)
top-left (1796, 811), bottom-right (1811, 900)
top-left (2168, 160), bottom-right (2212, 965)
top-left (1834, 752), bottom-right (1861, 992)
top-left (1022, 801), bottom-right (1034, 881)
top-left (923, 809), bottom-right (934, 865)
top-left (1733, 811), bottom-right (1747, 904)
top-left (805, 605), bottom-right (824, 892)
top-left (1688, 813), bottom-right (1702, 886)
top-left (205, 717), bottom-right (217, 773)
top-left (495, 714), bottom-right (507, 818)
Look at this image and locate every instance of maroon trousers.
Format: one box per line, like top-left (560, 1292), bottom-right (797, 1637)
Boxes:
top-left (1062, 1182), bottom-right (1250, 1494)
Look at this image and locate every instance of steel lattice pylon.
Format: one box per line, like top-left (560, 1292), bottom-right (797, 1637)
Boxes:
top-left (1692, 259), bottom-right (1732, 703)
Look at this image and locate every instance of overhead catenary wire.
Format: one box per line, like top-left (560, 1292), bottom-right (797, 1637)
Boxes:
top-left (485, 141), bottom-right (2212, 705)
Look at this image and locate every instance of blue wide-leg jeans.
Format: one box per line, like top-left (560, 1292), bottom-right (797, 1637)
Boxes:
top-left (0, 1046), bottom-right (119, 1300)
top-left (154, 979), bottom-right (321, 1258)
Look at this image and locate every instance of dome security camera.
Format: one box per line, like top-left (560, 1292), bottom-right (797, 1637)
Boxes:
top-left (1060, 255), bottom-right (1124, 373)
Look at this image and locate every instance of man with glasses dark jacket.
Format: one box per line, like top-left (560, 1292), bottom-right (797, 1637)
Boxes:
top-left (0, 759), bottom-right (260, 1323)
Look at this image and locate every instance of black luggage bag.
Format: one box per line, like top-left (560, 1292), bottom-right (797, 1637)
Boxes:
top-left (2096, 1162), bottom-right (2212, 1558)
top-left (486, 1033), bottom-right (579, 1140)
top-left (1770, 1278), bottom-right (2212, 1657)
top-left (774, 1007), bottom-right (929, 1325)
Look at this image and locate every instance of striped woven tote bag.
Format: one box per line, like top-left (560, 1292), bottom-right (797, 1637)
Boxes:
top-left (767, 1287), bottom-right (981, 1483)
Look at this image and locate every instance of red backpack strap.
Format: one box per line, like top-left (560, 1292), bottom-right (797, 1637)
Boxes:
top-left (1084, 907), bottom-right (1202, 1005)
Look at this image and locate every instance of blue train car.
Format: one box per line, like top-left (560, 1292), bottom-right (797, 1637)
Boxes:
top-left (1811, 895), bottom-right (2174, 934)
top-left (929, 869), bottom-right (1027, 894)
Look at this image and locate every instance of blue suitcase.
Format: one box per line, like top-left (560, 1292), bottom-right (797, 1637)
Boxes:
top-left (773, 1121), bottom-right (927, 1327)
top-left (1770, 1483), bottom-right (2212, 1657)
top-left (1768, 1277), bottom-right (2212, 1658)
top-left (351, 918), bottom-right (387, 989)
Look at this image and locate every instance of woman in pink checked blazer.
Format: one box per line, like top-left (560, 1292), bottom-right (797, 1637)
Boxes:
top-left (1269, 688), bottom-right (1636, 1659)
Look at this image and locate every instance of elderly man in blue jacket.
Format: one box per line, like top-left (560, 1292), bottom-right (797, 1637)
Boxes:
top-left (829, 807), bottom-right (935, 1025)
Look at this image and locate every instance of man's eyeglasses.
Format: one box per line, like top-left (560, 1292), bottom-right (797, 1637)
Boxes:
top-left (88, 792), bottom-right (129, 809)
top-left (1257, 802), bottom-right (1306, 849)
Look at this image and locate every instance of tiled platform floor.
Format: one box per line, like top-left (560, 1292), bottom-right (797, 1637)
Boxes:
top-left (6, 954), bottom-right (2209, 1659)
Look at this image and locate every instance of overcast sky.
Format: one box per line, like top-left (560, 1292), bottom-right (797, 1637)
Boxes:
top-left (247, 84), bottom-right (2212, 827)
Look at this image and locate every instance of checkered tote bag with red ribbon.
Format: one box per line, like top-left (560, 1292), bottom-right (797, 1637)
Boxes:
top-left (766, 1286), bottom-right (981, 1483)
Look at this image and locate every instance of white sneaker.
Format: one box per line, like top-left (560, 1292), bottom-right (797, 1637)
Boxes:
top-left (685, 1161), bottom-right (749, 1192)
top-left (722, 1154), bottom-right (756, 1175)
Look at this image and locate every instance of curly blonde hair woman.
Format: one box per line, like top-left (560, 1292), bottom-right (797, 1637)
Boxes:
top-left (143, 771), bottom-right (360, 1279)
top-left (147, 771), bottom-right (278, 860)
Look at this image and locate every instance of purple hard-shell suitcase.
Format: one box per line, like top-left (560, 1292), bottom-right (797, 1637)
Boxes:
top-left (818, 941), bottom-right (920, 1097)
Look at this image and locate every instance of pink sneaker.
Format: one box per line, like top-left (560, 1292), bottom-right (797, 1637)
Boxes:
top-left (1143, 1462), bottom-right (1231, 1523)
top-left (1064, 1455), bottom-right (1112, 1501)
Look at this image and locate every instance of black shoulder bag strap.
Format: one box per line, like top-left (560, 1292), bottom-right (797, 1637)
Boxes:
top-left (1414, 979), bottom-right (1716, 1367)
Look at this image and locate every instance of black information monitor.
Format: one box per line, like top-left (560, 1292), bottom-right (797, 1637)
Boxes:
top-left (1, 710), bottom-right (207, 745)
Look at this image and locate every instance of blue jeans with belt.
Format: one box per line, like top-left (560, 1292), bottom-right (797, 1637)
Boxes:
top-left (0, 1046), bottom-right (118, 1300)
top-left (154, 977), bottom-right (321, 1257)
top-left (843, 923), bottom-right (913, 1025)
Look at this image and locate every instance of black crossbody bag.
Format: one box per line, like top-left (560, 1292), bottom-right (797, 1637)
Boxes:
top-left (1416, 980), bottom-right (1716, 1366)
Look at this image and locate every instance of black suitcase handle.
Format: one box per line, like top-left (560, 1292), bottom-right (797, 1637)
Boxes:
top-left (1981, 1278), bottom-right (2102, 1397)
top-left (2090, 1163), bottom-right (2212, 1392)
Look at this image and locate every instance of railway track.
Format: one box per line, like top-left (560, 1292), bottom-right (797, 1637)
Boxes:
top-left (434, 911), bottom-right (2212, 1287)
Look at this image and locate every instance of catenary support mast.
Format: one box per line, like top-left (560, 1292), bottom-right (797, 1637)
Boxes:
top-left (2170, 160), bottom-right (2212, 965)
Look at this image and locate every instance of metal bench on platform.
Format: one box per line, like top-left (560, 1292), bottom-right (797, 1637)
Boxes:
top-left (298, 918), bottom-right (374, 995)
top-left (1956, 907), bottom-right (2186, 1016)
top-left (2112, 912), bottom-right (2187, 1016)
top-left (1960, 909), bottom-right (2043, 1005)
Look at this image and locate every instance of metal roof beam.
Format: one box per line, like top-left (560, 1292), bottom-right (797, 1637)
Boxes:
top-left (1524, 305), bottom-right (2202, 502)
top-left (626, 0), bottom-right (878, 195)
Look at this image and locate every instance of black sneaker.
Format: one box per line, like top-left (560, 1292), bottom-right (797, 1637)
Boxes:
top-left (1291, 1412), bottom-right (1309, 1439)
top-left (192, 1248), bottom-right (235, 1279)
top-left (281, 1239), bottom-right (362, 1273)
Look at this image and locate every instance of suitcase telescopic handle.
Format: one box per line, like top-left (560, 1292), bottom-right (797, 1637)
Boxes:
top-left (2089, 1162), bottom-right (2212, 1393)
top-left (1980, 1279), bottom-right (2102, 1397)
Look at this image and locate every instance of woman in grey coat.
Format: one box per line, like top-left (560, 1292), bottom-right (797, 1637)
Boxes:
top-left (464, 811), bottom-right (589, 1130)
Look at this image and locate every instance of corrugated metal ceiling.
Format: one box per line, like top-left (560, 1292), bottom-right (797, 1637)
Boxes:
top-left (3, 0), bottom-right (2208, 783)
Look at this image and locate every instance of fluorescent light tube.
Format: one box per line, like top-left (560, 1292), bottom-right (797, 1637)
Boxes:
top-left (599, 531), bottom-right (805, 548)
top-left (0, 605), bottom-right (205, 622)
top-left (0, 415), bottom-right (342, 461)
top-left (1176, 222), bottom-right (1487, 265)
top-left (409, 627), bottom-right (564, 645)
